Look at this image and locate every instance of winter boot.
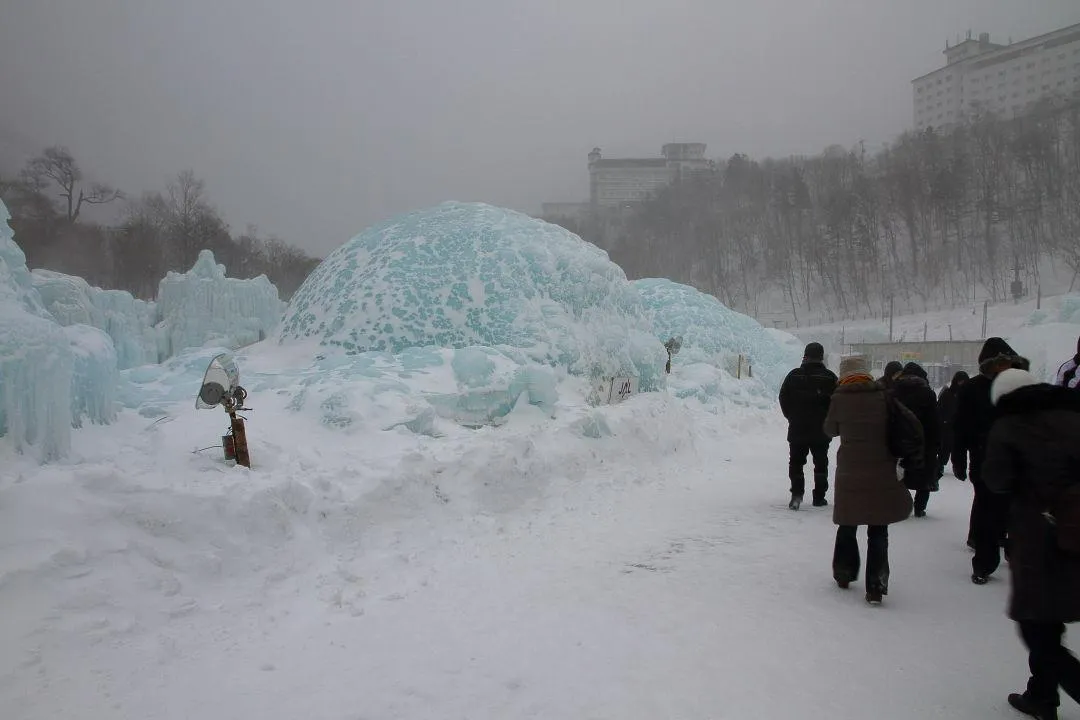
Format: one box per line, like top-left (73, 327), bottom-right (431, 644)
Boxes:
top-left (865, 589), bottom-right (883, 605)
top-left (1008, 692), bottom-right (1058, 720)
top-left (812, 489), bottom-right (828, 507)
top-left (789, 493), bottom-right (803, 511)
top-left (972, 573), bottom-right (990, 585)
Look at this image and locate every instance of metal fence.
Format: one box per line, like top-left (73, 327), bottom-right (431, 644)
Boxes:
top-left (846, 340), bottom-right (985, 388)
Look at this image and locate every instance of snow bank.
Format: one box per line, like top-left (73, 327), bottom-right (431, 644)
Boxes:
top-left (634, 278), bottom-right (801, 397)
top-left (280, 202), bottom-right (666, 390)
top-left (157, 249), bottom-right (282, 358)
top-left (0, 199), bottom-right (74, 460)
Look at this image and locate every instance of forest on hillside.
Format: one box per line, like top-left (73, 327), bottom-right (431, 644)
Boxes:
top-left (0, 147), bottom-right (320, 300)
top-left (559, 96), bottom-right (1080, 325)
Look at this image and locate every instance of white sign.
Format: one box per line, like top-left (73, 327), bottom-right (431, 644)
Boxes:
top-left (604, 376), bottom-right (639, 405)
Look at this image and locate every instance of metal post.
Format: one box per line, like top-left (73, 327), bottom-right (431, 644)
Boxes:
top-left (948, 324), bottom-right (953, 341)
top-left (981, 300), bottom-right (989, 338)
top-left (923, 321), bottom-right (928, 342)
top-left (1037, 285), bottom-right (1042, 310)
top-left (889, 296), bottom-right (894, 343)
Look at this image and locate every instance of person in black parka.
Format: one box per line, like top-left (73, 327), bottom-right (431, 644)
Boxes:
top-left (892, 362), bottom-right (941, 517)
top-left (879, 360), bottom-right (904, 389)
top-left (779, 342), bottom-right (838, 510)
top-left (954, 336), bottom-right (1030, 584)
top-left (984, 370), bottom-right (1080, 720)
top-left (937, 370), bottom-right (969, 477)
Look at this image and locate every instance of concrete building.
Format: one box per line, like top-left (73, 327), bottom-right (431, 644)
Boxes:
top-left (912, 23), bottom-right (1080, 130)
top-left (588, 143), bottom-right (711, 208)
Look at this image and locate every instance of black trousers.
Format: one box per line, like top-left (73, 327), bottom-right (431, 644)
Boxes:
top-left (833, 525), bottom-right (890, 593)
top-left (914, 488), bottom-right (930, 514)
top-left (971, 476), bottom-right (1010, 576)
top-left (1018, 621), bottom-right (1080, 708)
top-left (789, 441), bottom-right (830, 498)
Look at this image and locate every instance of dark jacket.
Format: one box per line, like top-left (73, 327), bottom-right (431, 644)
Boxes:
top-left (779, 361), bottom-right (838, 445)
top-left (984, 384), bottom-right (1080, 623)
top-left (823, 380), bottom-right (914, 527)
top-left (937, 383), bottom-right (963, 429)
top-left (954, 337), bottom-right (1028, 481)
top-left (892, 375), bottom-right (940, 488)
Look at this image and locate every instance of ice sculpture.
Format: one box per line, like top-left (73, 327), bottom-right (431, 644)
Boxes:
top-left (65, 324), bottom-right (118, 428)
top-left (280, 202), bottom-right (666, 388)
top-left (633, 278), bottom-right (800, 392)
top-left (0, 199), bottom-right (74, 460)
top-left (156, 250), bottom-right (283, 358)
top-left (33, 269), bottom-right (159, 368)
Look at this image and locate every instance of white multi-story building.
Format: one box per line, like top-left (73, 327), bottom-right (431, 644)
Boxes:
top-left (912, 23), bottom-right (1080, 130)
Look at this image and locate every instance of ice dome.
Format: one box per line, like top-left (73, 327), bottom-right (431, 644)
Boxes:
top-left (280, 202), bottom-right (666, 387)
top-left (634, 278), bottom-right (800, 393)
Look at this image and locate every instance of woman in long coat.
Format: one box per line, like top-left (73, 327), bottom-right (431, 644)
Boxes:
top-left (984, 369), bottom-right (1080, 719)
top-left (823, 355), bottom-right (914, 605)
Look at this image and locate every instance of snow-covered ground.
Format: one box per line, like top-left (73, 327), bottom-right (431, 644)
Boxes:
top-left (0, 362), bottom-right (1047, 719)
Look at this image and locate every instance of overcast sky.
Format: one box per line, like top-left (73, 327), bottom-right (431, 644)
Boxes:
top-left (2, 0), bottom-right (1080, 257)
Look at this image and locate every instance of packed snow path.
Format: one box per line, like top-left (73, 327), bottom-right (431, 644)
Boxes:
top-left (0, 392), bottom-right (1047, 719)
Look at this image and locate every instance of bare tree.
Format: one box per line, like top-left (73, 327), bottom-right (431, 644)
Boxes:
top-left (21, 146), bottom-right (122, 223)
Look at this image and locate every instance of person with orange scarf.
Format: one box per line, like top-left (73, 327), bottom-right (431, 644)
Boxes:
top-left (824, 355), bottom-right (914, 605)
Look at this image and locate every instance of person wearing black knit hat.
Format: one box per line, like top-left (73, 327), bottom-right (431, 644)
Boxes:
top-left (892, 362), bottom-right (940, 517)
top-left (954, 336), bottom-right (1030, 585)
top-left (778, 342), bottom-right (838, 510)
top-left (879, 361), bottom-right (904, 389)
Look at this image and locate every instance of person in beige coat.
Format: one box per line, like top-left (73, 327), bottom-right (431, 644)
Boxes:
top-left (824, 355), bottom-right (914, 605)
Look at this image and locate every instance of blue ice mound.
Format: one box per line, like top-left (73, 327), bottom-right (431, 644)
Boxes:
top-left (157, 250), bottom-right (283, 358)
top-left (634, 278), bottom-right (800, 394)
top-left (0, 199), bottom-right (74, 460)
top-left (280, 202), bottom-right (666, 388)
top-left (33, 269), bottom-right (159, 369)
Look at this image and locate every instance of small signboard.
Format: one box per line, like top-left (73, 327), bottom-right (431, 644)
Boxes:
top-left (603, 376), bottom-right (638, 405)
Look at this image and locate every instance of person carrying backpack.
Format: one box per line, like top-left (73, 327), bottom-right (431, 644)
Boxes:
top-left (778, 342), bottom-right (838, 510)
top-left (892, 362), bottom-right (941, 517)
top-left (984, 369), bottom-right (1080, 720)
top-left (954, 337), bottom-right (1030, 585)
top-left (1054, 336), bottom-right (1080, 390)
top-left (937, 370), bottom-right (969, 477)
top-left (823, 355), bottom-right (915, 605)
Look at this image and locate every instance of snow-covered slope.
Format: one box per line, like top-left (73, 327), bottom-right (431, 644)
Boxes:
top-left (792, 292), bottom-right (1080, 382)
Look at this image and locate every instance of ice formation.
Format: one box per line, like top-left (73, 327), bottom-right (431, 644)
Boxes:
top-left (33, 269), bottom-right (159, 368)
top-left (65, 324), bottom-right (119, 428)
top-left (280, 202), bottom-right (666, 388)
top-left (157, 250), bottom-right (283, 358)
top-left (0, 199), bottom-right (74, 460)
top-left (634, 278), bottom-right (801, 394)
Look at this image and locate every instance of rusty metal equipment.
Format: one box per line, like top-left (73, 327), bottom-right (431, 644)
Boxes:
top-left (196, 353), bottom-right (252, 468)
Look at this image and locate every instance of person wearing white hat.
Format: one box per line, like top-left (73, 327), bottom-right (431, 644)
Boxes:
top-left (984, 369), bottom-right (1080, 719)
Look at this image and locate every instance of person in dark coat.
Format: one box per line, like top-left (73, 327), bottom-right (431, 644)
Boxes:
top-left (878, 360), bottom-right (904, 389)
top-left (778, 342), bottom-right (838, 511)
top-left (937, 370), bottom-right (969, 477)
top-left (892, 362), bottom-right (941, 517)
top-left (824, 355), bottom-right (914, 605)
top-left (954, 336), bottom-right (1031, 584)
top-left (984, 370), bottom-right (1080, 719)
top-left (1054, 336), bottom-right (1080, 390)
